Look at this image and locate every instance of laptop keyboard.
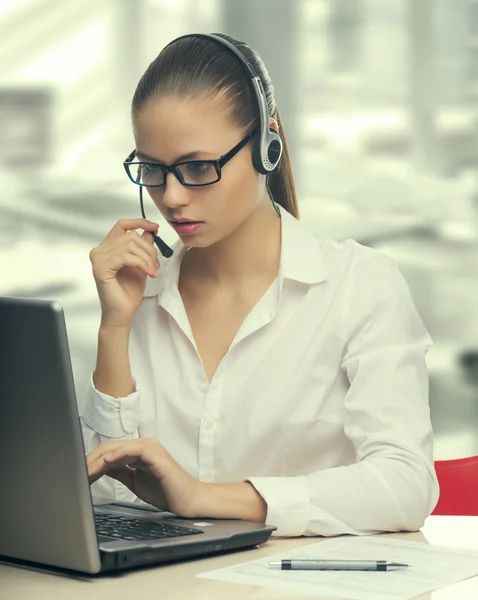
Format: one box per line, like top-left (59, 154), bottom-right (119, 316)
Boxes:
top-left (94, 512), bottom-right (204, 541)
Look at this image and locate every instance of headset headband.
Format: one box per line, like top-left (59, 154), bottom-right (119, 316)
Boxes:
top-left (164, 33), bottom-right (282, 174)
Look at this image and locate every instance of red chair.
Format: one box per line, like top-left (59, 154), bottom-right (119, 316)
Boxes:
top-left (432, 456), bottom-right (478, 516)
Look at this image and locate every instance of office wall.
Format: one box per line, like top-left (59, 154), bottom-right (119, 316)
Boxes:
top-left (0, 0), bottom-right (477, 458)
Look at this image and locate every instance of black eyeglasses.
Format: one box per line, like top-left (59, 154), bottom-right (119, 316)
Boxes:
top-left (123, 127), bottom-right (259, 188)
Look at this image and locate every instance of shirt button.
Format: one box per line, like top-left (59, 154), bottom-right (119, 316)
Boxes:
top-left (203, 419), bottom-right (213, 429)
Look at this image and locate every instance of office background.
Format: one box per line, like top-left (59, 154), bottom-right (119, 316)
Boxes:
top-left (0, 0), bottom-right (476, 459)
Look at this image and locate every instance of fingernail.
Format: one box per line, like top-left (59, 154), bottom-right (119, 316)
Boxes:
top-left (104, 452), bottom-right (114, 460)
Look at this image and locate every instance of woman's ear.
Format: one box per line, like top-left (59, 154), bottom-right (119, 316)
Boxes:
top-left (269, 117), bottom-right (279, 133)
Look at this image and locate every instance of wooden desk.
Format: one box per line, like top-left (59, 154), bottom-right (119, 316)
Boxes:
top-left (1, 516), bottom-right (478, 600)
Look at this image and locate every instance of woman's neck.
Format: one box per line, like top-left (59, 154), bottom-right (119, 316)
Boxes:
top-left (183, 202), bottom-right (282, 289)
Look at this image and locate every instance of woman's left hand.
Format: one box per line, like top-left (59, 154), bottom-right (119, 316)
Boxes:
top-left (86, 438), bottom-right (204, 518)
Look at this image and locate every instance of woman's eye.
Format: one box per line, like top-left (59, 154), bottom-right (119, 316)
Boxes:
top-left (185, 162), bottom-right (211, 174)
top-left (143, 164), bottom-right (162, 173)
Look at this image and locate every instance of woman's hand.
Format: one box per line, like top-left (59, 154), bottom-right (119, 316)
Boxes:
top-left (86, 438), bottom-right (204, 518)
top-left (89, 218), bottom-right (161, 328)
top-left (87, 439), bottom-right (268, 522)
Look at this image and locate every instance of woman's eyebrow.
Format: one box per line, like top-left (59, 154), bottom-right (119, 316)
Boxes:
top-left (136, 149), bottom-right (208, 163)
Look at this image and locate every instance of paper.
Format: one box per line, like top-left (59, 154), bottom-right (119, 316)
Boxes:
top-left (198, 536), bottom-right (478, 599)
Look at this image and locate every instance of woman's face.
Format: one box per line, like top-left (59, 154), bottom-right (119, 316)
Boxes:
top-left (132, 94), bottom-right (267, 248)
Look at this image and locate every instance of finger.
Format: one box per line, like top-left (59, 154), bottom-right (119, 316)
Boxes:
top-left (106, 218), bottom-right (159, 240)
top-left (140, 231), bottom-right (161, 265)
top-left (103, 449), bottom-right (142, 466)
top-left (87, 453), bottom-right (135, 486)
top-left (120, 252), bottom-right (158, 278)
top-left (86, 442), bottom-right (118, 465)
top-left (86, 451), bottom-right (115, 477)
top-left (105, 465), bottom-right (135, 489)
top-left (102, 245), bottom-right (157, 279)
top-left (141, 229), bottom-right (157, 246)
top-left (88, 440), bottom-right (141, 466)
top-left (86, 443), bottom-right (127, 478)
top-left (127, 233), bottom-right (160, 267)
top-left (88, 439), bottom-right (159, 467)
top-left (103, 453), bottom-right (141, 470)
top-left (87, 459), bottom-right (108, 484)
top-left (122, 237), bottom-right (157, 271)
top-left (103, 439), bottom-right (162, 466)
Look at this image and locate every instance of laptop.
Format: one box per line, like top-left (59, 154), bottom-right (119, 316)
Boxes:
top-left (0, 296), bottom-right (276, 574)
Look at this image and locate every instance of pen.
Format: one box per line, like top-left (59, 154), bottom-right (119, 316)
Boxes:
top-left (269, 560), bottom-right (409, 571)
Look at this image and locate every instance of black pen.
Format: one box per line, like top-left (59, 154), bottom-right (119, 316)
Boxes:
top-left (269, 559), bottom-right (409, 571)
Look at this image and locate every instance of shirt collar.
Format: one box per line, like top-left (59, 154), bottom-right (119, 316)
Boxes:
top-left (143, 205), bottom-right (327, 299)
top-left (278, 206), bottom-right (327, 285)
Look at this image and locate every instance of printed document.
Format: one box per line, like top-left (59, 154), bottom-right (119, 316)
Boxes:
top-left (198, 536), bottom-right (478, 599)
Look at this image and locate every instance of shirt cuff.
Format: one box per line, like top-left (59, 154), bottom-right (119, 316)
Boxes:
top-left (81, 372), bottom-right (142, 438)
top-left (245, 476), bottom-right (310, 537)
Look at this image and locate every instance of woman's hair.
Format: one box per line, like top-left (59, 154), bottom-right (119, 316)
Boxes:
top-left (131, 33), bottom-right (299, 219)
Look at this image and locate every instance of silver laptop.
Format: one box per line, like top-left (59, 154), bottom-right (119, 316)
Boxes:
top-left (0, 296), bottom-right (276, 574)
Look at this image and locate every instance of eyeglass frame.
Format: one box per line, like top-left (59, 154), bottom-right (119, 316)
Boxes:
top-left (123, 126), bottom-right (260, 188)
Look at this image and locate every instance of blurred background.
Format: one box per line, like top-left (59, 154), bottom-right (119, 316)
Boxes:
top-left (0, 0), bottom-right (477, 459)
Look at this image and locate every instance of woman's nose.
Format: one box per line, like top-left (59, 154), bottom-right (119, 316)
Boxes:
top-left (161, 172), bottom-right (191, 209)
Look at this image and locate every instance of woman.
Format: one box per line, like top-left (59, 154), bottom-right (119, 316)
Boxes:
top-left (82, 32), bottom-right (438, 538)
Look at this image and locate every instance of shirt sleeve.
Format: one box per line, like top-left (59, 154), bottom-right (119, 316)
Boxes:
top-left (247, 252), bottom-right (439, 537)
top-left (80, 315), bottom-right (151, 503)
top-left (81, 374), bottom-right (142, 439)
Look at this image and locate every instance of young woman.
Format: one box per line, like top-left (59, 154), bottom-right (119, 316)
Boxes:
top-left (82, 33), bottom-right (438, 538)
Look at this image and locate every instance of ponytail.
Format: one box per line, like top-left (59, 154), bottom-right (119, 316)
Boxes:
top-left (269, 108), bottom-right (299, 219)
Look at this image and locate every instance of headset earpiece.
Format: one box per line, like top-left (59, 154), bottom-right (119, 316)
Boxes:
top-left (251, 130), bottom-right (282, 174)
top-left (248, 76), bottom-right (283, 174)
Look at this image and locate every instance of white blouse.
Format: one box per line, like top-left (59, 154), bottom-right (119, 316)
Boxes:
top-left (81, 207), bottom-right (439, 537)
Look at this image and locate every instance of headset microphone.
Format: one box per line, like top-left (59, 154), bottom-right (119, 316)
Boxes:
top-left (139, 186), bottom-right (174, 258)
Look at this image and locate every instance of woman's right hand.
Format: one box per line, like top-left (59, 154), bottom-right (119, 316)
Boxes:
top-left (89, 218), bottom-right (162, 328)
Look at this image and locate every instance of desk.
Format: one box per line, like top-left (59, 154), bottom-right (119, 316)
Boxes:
top-left (1, 516), bottom-right (478, 600)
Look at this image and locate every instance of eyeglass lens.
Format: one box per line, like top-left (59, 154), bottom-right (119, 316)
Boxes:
top-left (128, 161), bottom-right (219, 187)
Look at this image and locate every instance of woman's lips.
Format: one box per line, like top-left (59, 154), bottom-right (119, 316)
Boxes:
top-left (169, 221), bottom-right (203, 235)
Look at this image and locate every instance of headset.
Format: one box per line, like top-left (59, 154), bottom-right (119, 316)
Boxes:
top-left (141, 32), bottom-right (283, 258)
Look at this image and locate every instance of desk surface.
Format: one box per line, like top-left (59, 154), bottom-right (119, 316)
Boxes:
top-left (2, 516), bottom-right (478, 600)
